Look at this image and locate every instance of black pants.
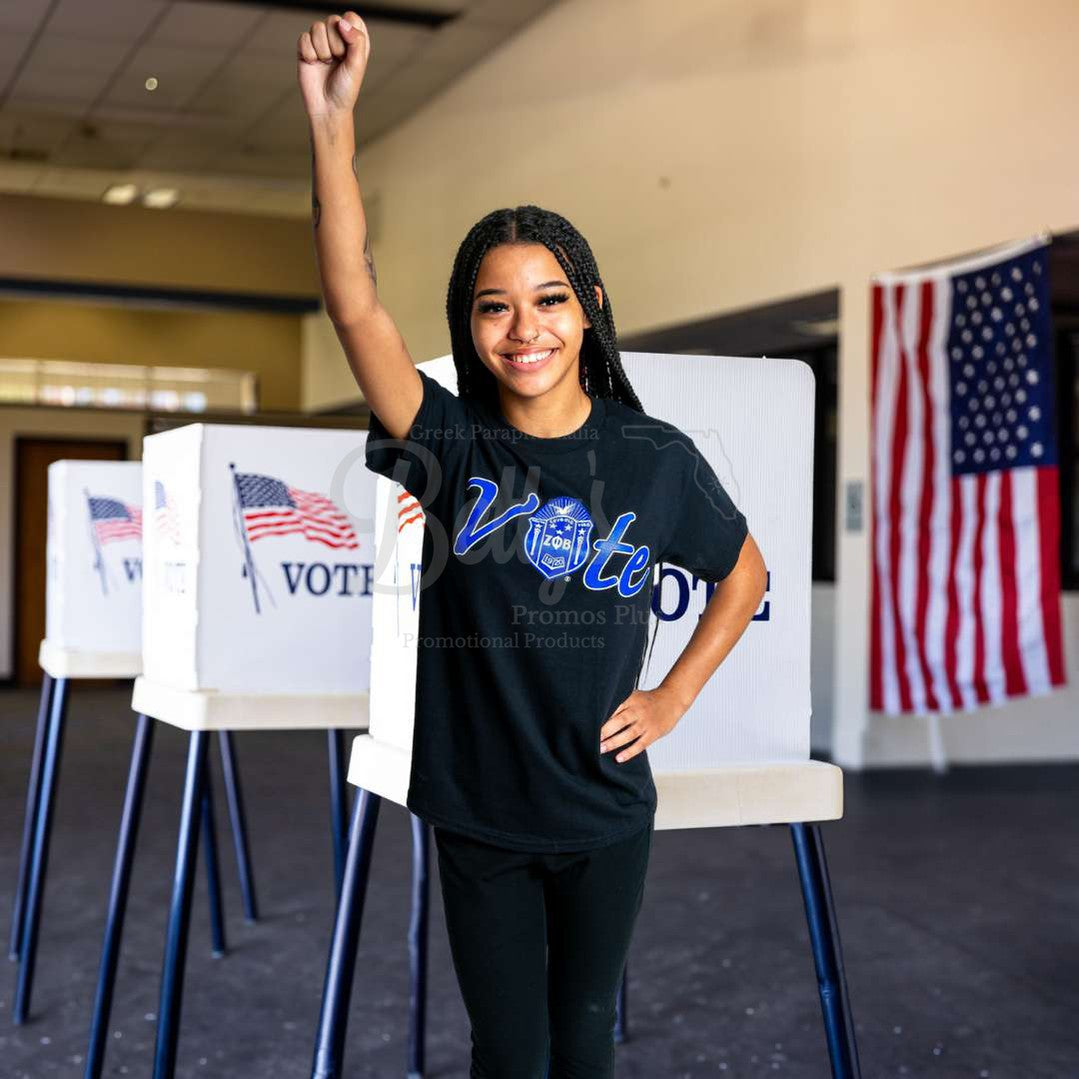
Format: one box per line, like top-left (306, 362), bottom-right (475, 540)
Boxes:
top-left (433, 819), bottom-right (654, 1079)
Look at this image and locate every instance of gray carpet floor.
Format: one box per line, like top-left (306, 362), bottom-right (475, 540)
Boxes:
top-left (0, 685), bottom-right (1076, 1078)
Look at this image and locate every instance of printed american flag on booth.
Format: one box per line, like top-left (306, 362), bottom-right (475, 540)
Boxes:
top-left (869, 235), bottom-right (1066, 715)
top-left (88, 497), bottom-right (142, 545)
top-left (397, 488), bottom-right (423, 532)
top-left (235, 471), bottom-right (359, 550)
top-left (154, 480), bottom-right (181, 545)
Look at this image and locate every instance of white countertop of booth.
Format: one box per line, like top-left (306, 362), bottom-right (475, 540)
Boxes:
top-left (39, 639), bottom-right (140, 680)
top-left (345, 732), bottom-right (842, 831)
top-left (132, 675), bottom-right (370, 732)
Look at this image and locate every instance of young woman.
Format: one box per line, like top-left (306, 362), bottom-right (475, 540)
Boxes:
top-left (299, 13), bottom-right (766, 1077)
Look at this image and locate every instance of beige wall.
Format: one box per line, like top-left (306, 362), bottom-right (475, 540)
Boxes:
top-left (0, 192), bottom-right (319, 298)
top-left (302, 0), bottom-right (1079, 766)
top-left (2, 299), bottom-right (304, 412)
top-left (1, 298), bottom-right (304, 411)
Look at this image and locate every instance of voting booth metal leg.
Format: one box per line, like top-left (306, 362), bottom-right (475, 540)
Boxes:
top-left (13, 675), bottom-right (69, 1024)
top-left (153, 730), bottom-right (210, 1079)
top-left (310, 787), bottom-right (382, 1079)
top-left (85, 713), bottom-right (155, 1079)
top-left (790, 823), bottom-right (862, 1079)
top-left (406, 814), bottom-right (429, 1079)
top-left (9, 672), bottom-right (55, 962)
top-left (614, 962), bottom-right (628, 1043)
top-left (327, 730), bottom-right (350, 901)
top-left (217, 731), bottom-right (259, 923)
top-left (200, 781), bottom-right (227, 959)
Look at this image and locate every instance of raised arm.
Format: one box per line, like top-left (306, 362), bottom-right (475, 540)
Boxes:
top-left (296, 11), bottom-right (422, 440)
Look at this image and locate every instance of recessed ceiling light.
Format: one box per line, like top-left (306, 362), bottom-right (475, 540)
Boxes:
top-left (102, 183), bottom-right (138, 204)
top-left (143, 187), bottom-right (179, 209)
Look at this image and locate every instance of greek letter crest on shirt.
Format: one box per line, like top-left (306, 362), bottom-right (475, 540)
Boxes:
top-left (523, 496), bottom-right (593, 580)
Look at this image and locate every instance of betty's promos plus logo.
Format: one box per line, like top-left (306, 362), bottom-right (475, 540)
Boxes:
top-left (85, 490), bottom-right (142, 595)
top-left (229, 464), bottom-right (367, 614)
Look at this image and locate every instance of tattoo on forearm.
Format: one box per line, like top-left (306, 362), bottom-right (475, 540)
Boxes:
top-left (363, 229), bottom-right (377, 287)
top-left (309, 135), bottom-right (372, 286)
top-left (311, 138), bottom-right (321, 229)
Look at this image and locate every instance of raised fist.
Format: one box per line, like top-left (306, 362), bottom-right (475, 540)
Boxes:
top-left (297, 12), bottom-right (371, 122)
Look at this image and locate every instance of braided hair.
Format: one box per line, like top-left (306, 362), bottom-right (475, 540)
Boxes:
top-left (445, 204), bottom-right (644, 415)
top-left (444, 204), bottom-right (666, 692)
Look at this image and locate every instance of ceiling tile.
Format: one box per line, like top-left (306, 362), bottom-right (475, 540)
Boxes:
top-left (48, 0), bottom-right (166, 42)
top-left (8, 36), bottom-right (130, 105)
top-left (150, 1), bottom-right (261, 46)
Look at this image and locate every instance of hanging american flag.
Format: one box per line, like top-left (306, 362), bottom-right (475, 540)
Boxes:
top-left (88, 496), bottom-right (142, 545)
top-left (234, 471), bottom-right (359, 550)
top-left (869, 234), bottom-right (1066, 716)
top-left (154, 480), bottom-right (181, 545)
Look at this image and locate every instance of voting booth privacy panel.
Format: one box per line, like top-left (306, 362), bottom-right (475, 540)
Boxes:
top-left (359, 353), bottom-right (817, 791)
top-left (140, 423), bottom-right (377, 703)
top-left (42, 460), bottom-right (143, 677)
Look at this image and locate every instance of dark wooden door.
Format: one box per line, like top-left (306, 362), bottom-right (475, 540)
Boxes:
top-left (14, 438), bottom-right (127, 686)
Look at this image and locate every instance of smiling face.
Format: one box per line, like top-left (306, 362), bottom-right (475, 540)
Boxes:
top-left (470, 242), bottom-right (602, 401)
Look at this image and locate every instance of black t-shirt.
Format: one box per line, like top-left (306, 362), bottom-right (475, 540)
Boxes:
top-left (365, 367), bottom-right (748, 852)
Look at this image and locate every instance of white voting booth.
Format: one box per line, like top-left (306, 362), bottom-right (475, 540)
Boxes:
top-left (40, 459), bottom-right (143, 678)
top-left (13, 460), bottom-right (146, 1027)
top-left (120, 421), bottom-right (386, 1079)
top-left (317, 352), bottom-right (858, 1079)
top-left (349, 352), bottom-right (842, 825)
top-left (133, 423), bottom-right (376, 728)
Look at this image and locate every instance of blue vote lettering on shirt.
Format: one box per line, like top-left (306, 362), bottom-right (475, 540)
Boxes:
top-left (452, 476), bottom-right (652, 597)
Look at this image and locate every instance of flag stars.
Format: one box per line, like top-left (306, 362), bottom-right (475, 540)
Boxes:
top-left (1032, 442), bottom-right (1043, 457)
top-left (1029, 405), bottom-right (1041, 421)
